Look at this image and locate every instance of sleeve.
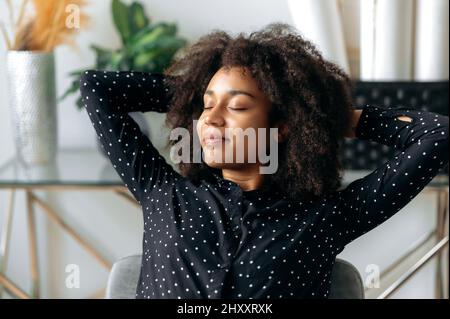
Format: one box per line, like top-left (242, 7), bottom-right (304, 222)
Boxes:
top-left (79, 70), bottom-right (181, 205)
top-left (332, 104), bottom-right (449, 247)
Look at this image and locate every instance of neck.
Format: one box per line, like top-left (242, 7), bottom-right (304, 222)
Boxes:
top-left (221, 166), bottom-right (265, 191)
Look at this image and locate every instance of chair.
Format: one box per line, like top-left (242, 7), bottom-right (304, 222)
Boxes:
top-left (328, 258), bottom-right (365, 299)
top-left (105, 254), bottom-right (141, 299)
top-left (105, 255), bottom-right (364, 299)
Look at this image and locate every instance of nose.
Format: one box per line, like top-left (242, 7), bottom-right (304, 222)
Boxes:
top-left (204, 105), bottom-right (225, 127)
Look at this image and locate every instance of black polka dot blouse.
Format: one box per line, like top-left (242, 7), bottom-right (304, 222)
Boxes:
top-left (80, 70), bottom-right (449, 299)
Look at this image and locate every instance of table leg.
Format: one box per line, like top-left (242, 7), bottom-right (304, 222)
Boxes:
top-left (114, 189), bottom-right (140, 207)
top-left (0, 185), bottom-right (132, 298)
top-left (0, 274), bottom-right (31, 299)
top-left (30, 192), bottom-right (112, 270)
top-left (26, 191), bottom-right (40, 299)
top-left (0, 189), bottom-right (16, 298)
top-left (435, 188), bottom-right (449, 299)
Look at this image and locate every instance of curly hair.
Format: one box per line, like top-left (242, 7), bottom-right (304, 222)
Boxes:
top-left (162, 22), bottom-right (355, 201)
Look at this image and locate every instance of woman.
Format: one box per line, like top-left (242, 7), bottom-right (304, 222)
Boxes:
top-left (80, 23), bottom-right (448, 299)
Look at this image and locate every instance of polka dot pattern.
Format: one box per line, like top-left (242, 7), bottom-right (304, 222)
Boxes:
top-left (80, 70), bottom-right (449, 299)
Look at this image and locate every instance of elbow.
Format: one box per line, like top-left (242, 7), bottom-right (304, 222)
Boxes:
top-left (435, 115), bottom-right (449, 166)
top-left (79, 70), bottom-right (97, 90)
top-left (438, 115), bottom-right (449, 145)
top-left (79, 71), bottom-right (91, 95)
top-left (79, 70), bottom-right (99, 109)
top-left (442, 115), bottom-right (449, 136)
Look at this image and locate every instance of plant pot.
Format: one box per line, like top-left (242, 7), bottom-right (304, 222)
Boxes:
top-left (6, 51), bottom-right (58, 165)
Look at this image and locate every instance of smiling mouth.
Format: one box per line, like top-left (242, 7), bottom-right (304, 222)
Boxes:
top-left (203, 137), bottom-right (229, 146)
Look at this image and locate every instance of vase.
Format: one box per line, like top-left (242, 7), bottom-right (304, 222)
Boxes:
top-left (6, 51), bottom-right (58, 165)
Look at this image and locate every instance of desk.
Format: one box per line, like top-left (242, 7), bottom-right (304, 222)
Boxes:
top-left (0, 148), bottom-right (139, 299)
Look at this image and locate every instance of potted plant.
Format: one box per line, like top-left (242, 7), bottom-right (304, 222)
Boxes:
top-left (60, 0), bottom-right (187, 156)
top-left (1, 0), bottom-right (89, 165)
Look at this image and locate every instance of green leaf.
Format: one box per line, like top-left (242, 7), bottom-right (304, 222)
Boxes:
top-left (129, 2), bottom-right (149, 34)
top-left (153, 46), bottom-right (184, 72)
top-left (128, 23), bottom-right (176, 50)
top-left (90, 45), bottom-right (115, 69)
top-left (60, 69), bottom-right (87, 102)
top-left (128, 22), bottom-right (173, 43)
top-left (76, 96), bottom-right (84, 110)
top-left (132, 35), bottom-right (186, 70)
top-left (112, 0), bottom-right (131, 45)
top-left (60, 77), bottom-right (81, 101)
top-left (133, 49), bottom-right (163, 69)
top-left (110, 51), bottom-right (125, 70)
top-left (133, 35), bottom-right (186, 55)
top-left (69, 69), bottom-right (85, 77)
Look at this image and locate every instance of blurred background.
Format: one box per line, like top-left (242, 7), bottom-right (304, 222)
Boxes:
top-left (0, 0), bottom-right (448, 299)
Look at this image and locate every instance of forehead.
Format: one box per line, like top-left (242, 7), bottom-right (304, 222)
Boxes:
top-left (206, 66), bottom-right (260, 93)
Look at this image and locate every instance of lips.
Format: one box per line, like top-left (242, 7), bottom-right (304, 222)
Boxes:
top-left (202, 129), bottom-right (229, 146)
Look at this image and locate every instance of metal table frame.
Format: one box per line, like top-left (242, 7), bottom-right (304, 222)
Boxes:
top-left (0, 183), bottom-right (139, 299)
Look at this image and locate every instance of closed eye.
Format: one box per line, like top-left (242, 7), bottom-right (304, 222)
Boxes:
top-left (202, 106), bottom-right (248, 111)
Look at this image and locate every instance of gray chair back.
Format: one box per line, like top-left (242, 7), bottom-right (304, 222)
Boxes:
top-left (329, 258), bottom-right (364, 299)
top-left (105, 255), bottom-right (364, 299)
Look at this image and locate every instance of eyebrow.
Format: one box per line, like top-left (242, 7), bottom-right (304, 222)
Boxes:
top-left (204, 89), bottom-right (256, 99)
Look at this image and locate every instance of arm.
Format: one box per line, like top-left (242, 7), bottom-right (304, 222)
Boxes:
top-left (79, 70), bottom-right (181, 204)
top-left (331, 104), bottom-right (448, 247)
top-left (344, 109), bottom-right (413, 138)
top-left (343, 109), bottom-right (363, 138)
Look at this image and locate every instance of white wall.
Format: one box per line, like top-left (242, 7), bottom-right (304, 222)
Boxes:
top-left (0, 0), bottom-right (445, 298)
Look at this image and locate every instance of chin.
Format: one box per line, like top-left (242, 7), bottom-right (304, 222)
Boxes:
top-left (202, 154), bottom-right (248, 170)
top-left (201, 144), bottom-right (245, 168)
top-left (204, 161), bottom-right (225, 169)
top-left (202, 153), bottom-right (227, 168)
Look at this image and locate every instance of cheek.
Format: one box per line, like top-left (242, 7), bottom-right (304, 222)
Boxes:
top-left (196, 117), bottom-right (204, 139)
top-left (229, 117), bottom-right (269, 151)
top-left (234, 113), bottom-right (269, 133)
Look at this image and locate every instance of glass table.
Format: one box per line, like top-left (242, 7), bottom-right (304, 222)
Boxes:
top-left (0, 148), bottom-right (138, 299)
top-left (0, 148), bottom-right (448, 298)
